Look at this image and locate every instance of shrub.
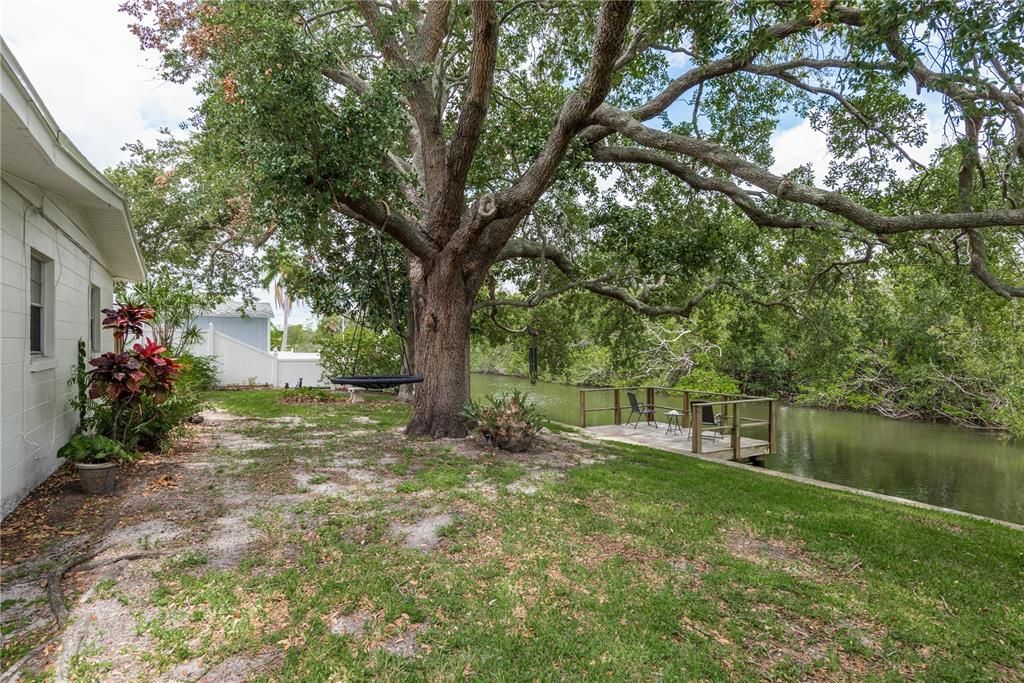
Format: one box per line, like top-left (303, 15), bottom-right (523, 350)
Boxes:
top-left (80, 303), bottom-right (194, 451)
top-left (462, 389), bottom-right (544, 452)
top-left (178, 354), bottom-right (220, 391)
top-left (318, 324), bottom-right (403, 381)
top-left (87, 351), bottom-right (145, 401)
top-left (672, 366), bottom-right (741, 395)
top-left (135, 390), bottom-right (205, 452)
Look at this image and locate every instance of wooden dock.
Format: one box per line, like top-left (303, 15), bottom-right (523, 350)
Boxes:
top-left (584, 423), bottom-right (770, 462)
top-left (578, 386), bottom-right (778, 462)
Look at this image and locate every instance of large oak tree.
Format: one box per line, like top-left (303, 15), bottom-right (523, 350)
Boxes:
top-left (122, 0), bottom-right (1024, 436)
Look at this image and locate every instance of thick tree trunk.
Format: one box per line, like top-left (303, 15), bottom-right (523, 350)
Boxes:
top-left (406, 256), bottom-right (474, 437)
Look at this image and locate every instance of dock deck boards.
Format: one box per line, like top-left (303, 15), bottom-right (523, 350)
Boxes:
top-left (583, 423), bottom-right (770, 461)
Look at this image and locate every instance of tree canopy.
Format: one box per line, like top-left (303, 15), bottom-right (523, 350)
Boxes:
top-left (117, 0), bottom-right (1024, 436)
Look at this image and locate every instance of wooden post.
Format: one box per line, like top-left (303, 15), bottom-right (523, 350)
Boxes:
top-left (613, 389), bottom-right (621, 425)
top-left (682, 391), bottom-right (690, 428)
top-left (731, 404), bottom-right (741, 461)
top-left (768, 399), bottom-right (777, 454)
top-left (579, 390), bottom-right (586, 429)
top-left (692, 411), bottom-right (700, 454)
top-left (721, 394), bottom-right (728, 421)
top-left (646, 387), bottom-right (655, 423)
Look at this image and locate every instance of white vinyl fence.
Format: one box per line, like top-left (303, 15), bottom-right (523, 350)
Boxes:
top-left (194, 323), bottom-right (328, 387)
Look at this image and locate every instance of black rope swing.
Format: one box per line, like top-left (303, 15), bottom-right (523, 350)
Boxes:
top-left (331, 206), bottom-right (423, 391)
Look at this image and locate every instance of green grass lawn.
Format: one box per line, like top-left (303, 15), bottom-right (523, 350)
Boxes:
top-left (136, 391), bottom-right (1024, 680)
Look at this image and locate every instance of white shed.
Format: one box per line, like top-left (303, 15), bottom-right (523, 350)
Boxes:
top-left (0, 39), bottom-right (145, 518)
top-left (192, 301), bottom-right (273, 351)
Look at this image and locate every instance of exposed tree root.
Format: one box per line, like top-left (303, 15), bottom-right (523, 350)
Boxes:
top-left (74, 550), bottom-right (165, 575)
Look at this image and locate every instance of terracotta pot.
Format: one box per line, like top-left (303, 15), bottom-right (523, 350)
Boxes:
top-left (76, 461), bottom-right (118, 495)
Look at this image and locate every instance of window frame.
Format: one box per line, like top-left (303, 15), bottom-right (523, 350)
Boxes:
top-left (89, 285), bottom-right (102, 352)
top-left (29, 254), bottom-right (45, 355)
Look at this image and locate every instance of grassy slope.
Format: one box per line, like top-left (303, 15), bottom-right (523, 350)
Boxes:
top-left (157, 390), bottom-right (1023, 681)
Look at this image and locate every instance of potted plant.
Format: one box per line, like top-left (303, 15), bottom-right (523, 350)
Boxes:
top-left (61, 302), bottom-right (183, 494)
top-left (58, 434), bottom-right (135, 495)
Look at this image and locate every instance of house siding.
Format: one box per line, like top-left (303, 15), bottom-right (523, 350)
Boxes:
top-left (193, 315), bottom-right (270, 351)
top-left (0, 176), bottom-right (115, 518)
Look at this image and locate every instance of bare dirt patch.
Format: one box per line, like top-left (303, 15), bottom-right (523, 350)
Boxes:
top-left (167, 650), bottom-right (283, 682)
top-left (744, 604), bottom-right (889, 678)
top-left (368, 614), bottom-right (427, 658)
top-left (723, 526), bottom-right (822, 580)
top-left (0, 411), bottom-right (301, 678)
top-left (206, 508), bottom-right (263, 569)
top-left (215, 431), bottom-right (274, 452)
top-left (294, 471), bottom-right (351, 497)
top-left (578, 533), bottom-right (665, 569)
top-left (329, 611), bottom-right (372, 637)
top-left (453, 432), bottom-right (610, 472)
top-left (379, 624), bottom-right (425, 657)
top-left (391, 513), bottom-right (454, 552)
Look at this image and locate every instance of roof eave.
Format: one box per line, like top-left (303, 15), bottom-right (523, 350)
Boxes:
top-left (0, 37), bottom-right (146, 281)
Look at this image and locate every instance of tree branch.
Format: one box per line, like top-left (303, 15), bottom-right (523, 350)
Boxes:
top-left (416, 0), bottom-right (451, 63)
top-left (579, 7), bottom-right (869, 143)
top-left (463, 0), bottom-right (636, 264)
top-left (966, 228), bottom-right (1024, 298)
top-left (493, 238), bottom-right (721, 317)
top-left (334, 196), bottom-right (438, 259)
top-left (591, 144), bottom-right (836, 232)
top-left (590, 104), bottom-right (1024, 233)
top-left (434, 1), bottom-right (499, 233)
top-left (743, 64), bottom-right (927, 171)
top-left (356, 0), bottom-right (447, 208)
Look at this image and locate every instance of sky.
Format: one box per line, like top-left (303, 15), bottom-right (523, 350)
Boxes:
top-left (0, 0), bottom-right (317, 326)
top-left (1, 1), bottom-right (945, 328)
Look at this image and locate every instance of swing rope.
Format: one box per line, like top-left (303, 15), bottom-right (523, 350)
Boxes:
top-left (333, 202), bottom-right (423, 390)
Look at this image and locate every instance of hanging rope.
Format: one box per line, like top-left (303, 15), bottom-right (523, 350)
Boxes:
top-left (343, 201), bottom-right (409, 377)
top-left (347, 280), bottom-right (371, 376)
top-left (371, 203), bottom-right (410, 373)
top-left (528, 322), bottom-right (539, 384)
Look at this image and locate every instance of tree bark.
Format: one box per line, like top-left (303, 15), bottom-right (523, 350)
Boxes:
top-left (405, 254), bottom-right (474, 437)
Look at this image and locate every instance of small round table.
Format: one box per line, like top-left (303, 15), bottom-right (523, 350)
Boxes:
top-left (665, 409), bottom-right (682, 435)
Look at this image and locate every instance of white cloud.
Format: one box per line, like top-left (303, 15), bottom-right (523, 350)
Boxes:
top-left (662, 50), bottom-right (689, 70)
top-left (770, 109), bottom-right (951, 184)
top-left (1, 0), bottom-right (198, 170)
top-left (769, 119), bottom-right (830, 181)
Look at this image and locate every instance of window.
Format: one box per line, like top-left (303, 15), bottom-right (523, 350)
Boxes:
top-left (30, 256), bottom-right (44, 354)
top-left (90, 285), bottom-right (102, 352)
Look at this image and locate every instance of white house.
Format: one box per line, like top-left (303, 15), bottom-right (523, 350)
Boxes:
top-left (1, 39), bottom-right (145, 518)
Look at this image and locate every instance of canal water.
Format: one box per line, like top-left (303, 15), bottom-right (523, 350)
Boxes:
top-left (470, 373), bottom-right (1024, 525)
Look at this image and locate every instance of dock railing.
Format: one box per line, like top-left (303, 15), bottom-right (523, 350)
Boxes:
top-left (578, 386), bottom-right (778, 460)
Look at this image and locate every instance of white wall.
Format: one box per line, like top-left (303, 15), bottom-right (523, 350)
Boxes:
top-left (195, 325), bottom-right (327, 387)
top-left (1, 176), bottom-right (115, 518)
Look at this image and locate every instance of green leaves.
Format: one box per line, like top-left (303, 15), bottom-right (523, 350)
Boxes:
top-left (58, 434), bottom-right (135, 465)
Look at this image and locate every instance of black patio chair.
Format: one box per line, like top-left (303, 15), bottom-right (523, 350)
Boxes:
top-left (626, 391), bottom-right (658, 428)
top-left (694, 402), bottom-right (723, 442)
